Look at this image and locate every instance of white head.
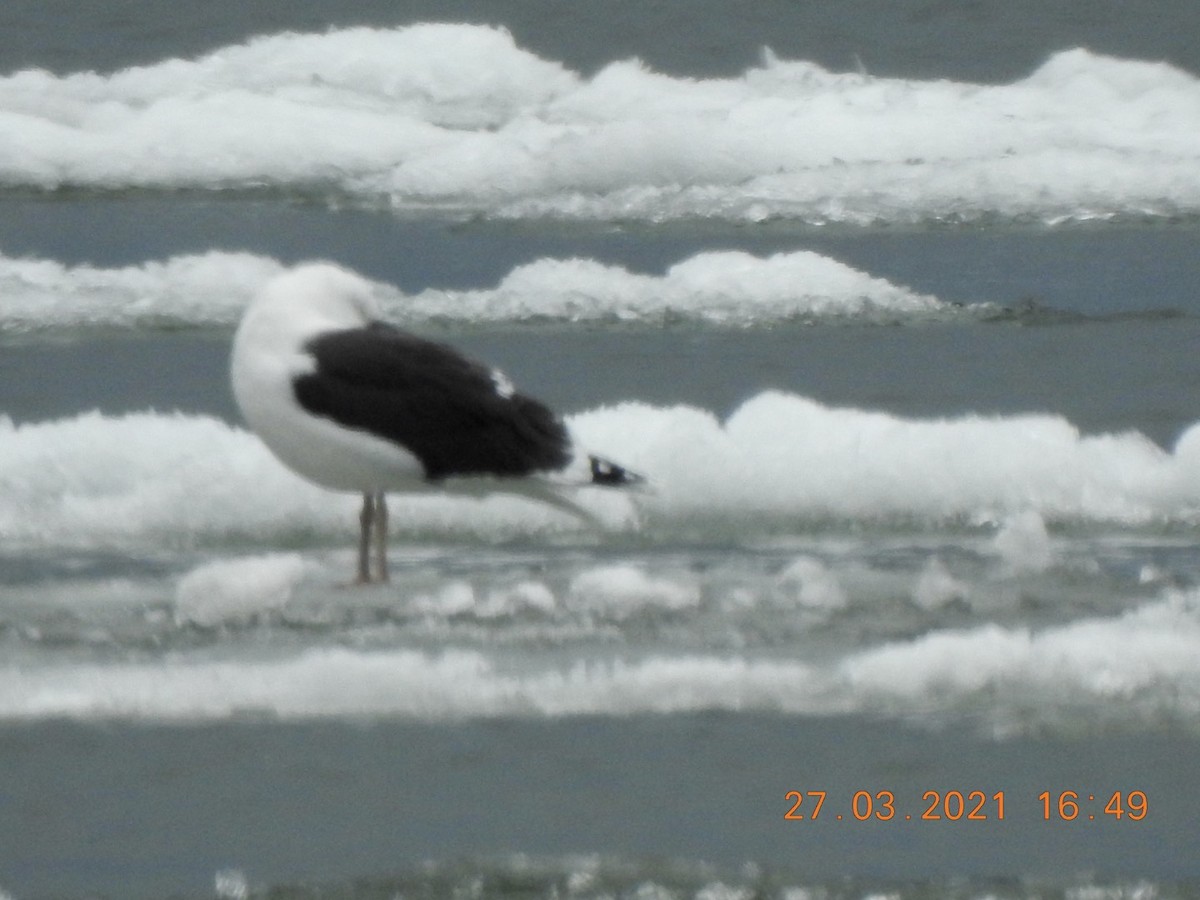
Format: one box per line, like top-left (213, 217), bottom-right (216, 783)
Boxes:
top-left (230, 262), bottom-right (425, 491)
top-left (264, 262), bottom-right (380, 328)
top-left (232, 262), bottom-right (385, 404)
top-left (233, 263), bottom-right (382, 358)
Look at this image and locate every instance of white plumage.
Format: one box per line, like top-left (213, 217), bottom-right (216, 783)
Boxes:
top-left (230, 262), bottom-right (640, 583)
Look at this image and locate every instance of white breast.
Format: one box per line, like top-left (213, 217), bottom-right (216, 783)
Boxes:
top-left (230, 264), bottom-right (427, 491)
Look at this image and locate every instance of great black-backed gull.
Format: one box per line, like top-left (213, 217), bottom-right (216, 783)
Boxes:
top-left (230, 262), bottom-right (641, 584)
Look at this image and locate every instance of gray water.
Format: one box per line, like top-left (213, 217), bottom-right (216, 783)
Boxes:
top-left (4, 716), bottom-right (1197, 898)
top-left (4, 2), bottom-right (1200, 897)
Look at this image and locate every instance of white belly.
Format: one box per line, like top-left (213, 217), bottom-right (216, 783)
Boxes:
top-left (231, 332), bottom-right (425, 492)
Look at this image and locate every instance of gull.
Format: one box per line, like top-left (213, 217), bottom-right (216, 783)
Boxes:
top-left (230, 263), bottom-right (641, 583)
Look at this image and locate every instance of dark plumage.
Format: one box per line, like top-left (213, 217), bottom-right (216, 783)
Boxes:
top-left (294, 323), bottom-right (572, 480)
top-left (230, 263), bottom-right (643, 585)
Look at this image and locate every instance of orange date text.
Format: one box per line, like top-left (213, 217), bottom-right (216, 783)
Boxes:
top-left (784, 789), bottom-right (1006, 822)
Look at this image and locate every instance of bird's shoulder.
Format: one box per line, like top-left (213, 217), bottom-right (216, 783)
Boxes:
top-left (304, 322), bottom-right (497, 394)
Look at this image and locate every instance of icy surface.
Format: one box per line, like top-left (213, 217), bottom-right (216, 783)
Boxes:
top-left (3, 26), bottom-right (1198, 224)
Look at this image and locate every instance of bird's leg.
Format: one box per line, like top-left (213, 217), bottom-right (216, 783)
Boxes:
top-left (356, 492), bottom-right (374, 584)
top-left (373, 491), bottom-right (390, 584)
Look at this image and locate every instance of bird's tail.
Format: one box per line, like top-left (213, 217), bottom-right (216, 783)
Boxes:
top-left (588, 455), bottom-right (646, 488)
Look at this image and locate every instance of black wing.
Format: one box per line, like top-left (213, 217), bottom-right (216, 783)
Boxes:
top-left (293, 322), bottom-right (571, 480)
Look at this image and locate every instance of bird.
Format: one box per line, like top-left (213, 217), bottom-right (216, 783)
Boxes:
top-left (230, 262), bottom-right (642, 584)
